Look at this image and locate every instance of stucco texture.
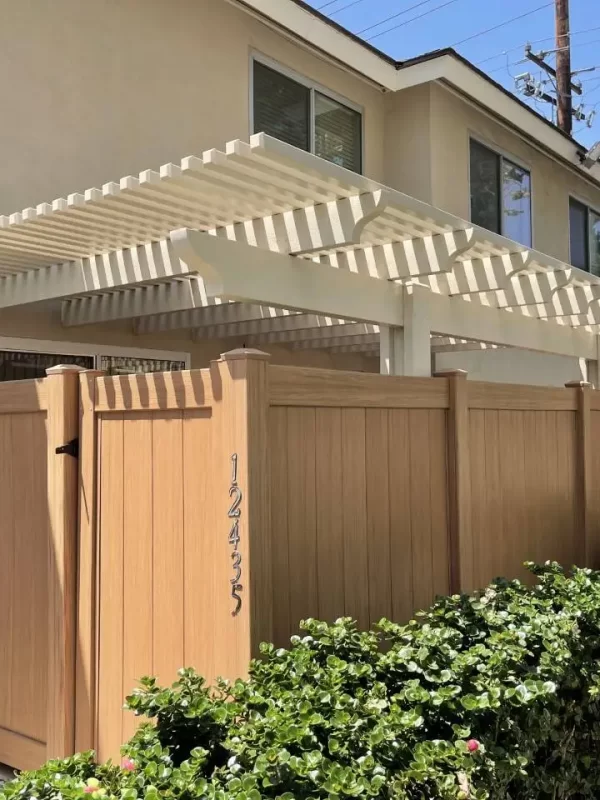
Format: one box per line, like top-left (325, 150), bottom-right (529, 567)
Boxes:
top-left (0, 0), bottom-right (386, 215)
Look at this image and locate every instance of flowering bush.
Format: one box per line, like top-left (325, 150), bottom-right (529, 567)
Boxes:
top-left (4, 563), bottom-right (600, 799)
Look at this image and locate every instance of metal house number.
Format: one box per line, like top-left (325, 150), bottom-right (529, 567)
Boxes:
top-left (228, 454), bottom-right (243, 617)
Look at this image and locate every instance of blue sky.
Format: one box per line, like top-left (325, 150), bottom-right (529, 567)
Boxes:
top-left (303, 0), bottom-right (600, 146)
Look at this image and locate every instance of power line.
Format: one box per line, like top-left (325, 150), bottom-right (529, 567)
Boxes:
top-left (356, 0), bottom-right (439, 35)
top-left (477, 25), bottom-right (600, 66)
top-left (367, 0), bottom-right (459, 42)
top-left (450, 2), bottom-right (553, 49)
top-left (326, 0), bottom-right (370, 16)
top-left (316, 0), bottom-right (345, 10)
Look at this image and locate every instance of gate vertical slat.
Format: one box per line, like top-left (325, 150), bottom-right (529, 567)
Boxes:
top-left (45, 365), bottom-right (84, 760)
top-left (75, 370), bottom-right (104, 754)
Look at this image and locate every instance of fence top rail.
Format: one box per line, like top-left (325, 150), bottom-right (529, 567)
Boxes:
top-left (268, 365), bottom-right (450, 409)
top-left (0, 378), bottom-right (47, 413)
top-left (94, 369), bottom-right (215, 413)
top-left (467, 381), bottom-right (578, 411)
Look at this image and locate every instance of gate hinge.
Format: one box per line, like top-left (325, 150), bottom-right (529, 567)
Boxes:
top-left (55, 438), bottom-right (79, 458)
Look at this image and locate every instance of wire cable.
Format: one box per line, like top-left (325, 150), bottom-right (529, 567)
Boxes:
top-left (367, 0), bottom-right (459, 42)
top-left (449, 2), bottom-right (553, 49)
top-left (325, 0), bottom-right (371, 16)
top-left (477, 25), bottom-right (600, 66)
top-left (356, 0), bottom-right (439, 35)
top-left (316, 0), bottom-right (346, 10)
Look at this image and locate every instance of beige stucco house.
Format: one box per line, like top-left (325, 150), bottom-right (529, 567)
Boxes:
top-left (1, 0), bottom-right (600, 384)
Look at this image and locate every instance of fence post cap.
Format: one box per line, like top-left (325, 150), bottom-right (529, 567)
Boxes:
top-left (565, 380), bottom-right (592, 388)
top-left (433, 369), bottom-right (468, 378)
top-left (219, 348), bottom-right (271, 362)
top-left (45, 364), bottom-right (87, 376)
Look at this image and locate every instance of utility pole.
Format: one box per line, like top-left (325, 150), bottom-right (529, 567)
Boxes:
top-left (555, 0), bottom-right (572, 135)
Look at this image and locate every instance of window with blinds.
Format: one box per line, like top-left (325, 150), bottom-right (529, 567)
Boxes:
top-left (469, 139), bottom-right (532, 247)
top-left (253, 60), bottom-right (362, 173)
top-left (569, 198), bottom-right (600, 276)
top-left (0, 351), bottom-right (93, 381)
top-left (100, 355), bottom-right (186, 375)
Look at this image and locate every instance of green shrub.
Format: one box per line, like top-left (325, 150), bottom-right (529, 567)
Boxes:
top-left (5, 563), bottom-right (600, 799)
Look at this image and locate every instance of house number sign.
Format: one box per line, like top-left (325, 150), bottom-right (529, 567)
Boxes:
top-left (228, 453), bottom-right (243, 617)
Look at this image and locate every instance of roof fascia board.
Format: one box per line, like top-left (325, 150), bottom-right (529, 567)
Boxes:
top-left (229, 0), bottom-right (398, 89)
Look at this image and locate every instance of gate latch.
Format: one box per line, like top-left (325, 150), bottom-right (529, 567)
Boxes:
top-left (55, 438), bottom-right (79, 458)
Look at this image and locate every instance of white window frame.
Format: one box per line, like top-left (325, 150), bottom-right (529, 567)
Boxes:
top-left (250, 51), bottom-right (365, 174)
top-left (568, 195), bottom-right (600, 273)
top-left (0, 336), bottom-right (191, 371)
top-left (468, 135), bottom-right (534, 247)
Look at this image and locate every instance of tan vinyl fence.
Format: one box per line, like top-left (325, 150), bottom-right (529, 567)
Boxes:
top-left (0, 367), bottom-right (80, 771)
top-left (2, 351), bottom-right (600, 769)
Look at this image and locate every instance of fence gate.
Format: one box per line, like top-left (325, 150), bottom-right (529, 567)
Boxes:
top-left (0, 366), bottom-right (80, 771)
top-left (79, 354), bottom-right (272, 764)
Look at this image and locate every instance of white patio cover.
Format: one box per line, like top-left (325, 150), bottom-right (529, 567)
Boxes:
top-left (1, 133), bottom-right (599, 372)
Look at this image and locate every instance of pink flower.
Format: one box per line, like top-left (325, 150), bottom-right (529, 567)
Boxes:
top-left (84, 787), bottom-right (96, 794)
top-left (467, 739), bottom-right (480, 753)
top-left (121, 757), bottom-right (136, 772)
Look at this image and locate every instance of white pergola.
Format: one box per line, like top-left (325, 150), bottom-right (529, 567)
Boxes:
top-left (2, 132), bottom-right (600, 377)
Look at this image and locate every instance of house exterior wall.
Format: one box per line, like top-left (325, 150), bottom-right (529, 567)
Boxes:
top-left (383, 84), bottom-right (433, 202)
top-left (0, 0), bottom-right (386, 215)
top-left (428, 83), bottom-right (600, 262)
top-left (435, 348), bottom-right (584, 387)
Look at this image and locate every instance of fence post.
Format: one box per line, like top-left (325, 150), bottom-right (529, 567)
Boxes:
top-left (45, 364), bottom-right (85, 760)
top-left (75, 370), bottom-right (104, 754)
top-left (566, 380), bottom-right (592, 566)
top-left (435, 369), bottom-right (472, 594)
top-left (213, 348), bottom-right (273, 672)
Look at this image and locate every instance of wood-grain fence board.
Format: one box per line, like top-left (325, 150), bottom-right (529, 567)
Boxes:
top-left (269, 366), bottom-right (449, 408)
top-left (121, 414), bottom-right (153, 743)
top-left (365, 409), bottom-right (392, 626)
top-left (269, 408), bottom-right (291, 646)
top-left (341, 409), bottom-right (369, 631)
top-left (388, 410), bottom-right (415, 624)
top-left (151, 413), bottom-right (185, 688)
top-left (96, 414), bottom-right (125, 760)
top-left (315, 408), bottom-right (345, 626)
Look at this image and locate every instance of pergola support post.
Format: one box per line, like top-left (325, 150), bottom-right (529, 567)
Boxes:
top-left (380, 289), bottom-right (431, 376)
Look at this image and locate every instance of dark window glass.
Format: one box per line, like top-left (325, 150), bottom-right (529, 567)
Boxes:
top-left (100, 356), bottom-right (186, 375)
top-left (253, 61), bottom-right (310, 152)
top-left (314, 91), bottom-right (362, 172)
top-left (502, 159), bottom-right (532, 246)
top-left (570, 198), bottom-right (589, 271)
top-left (0, 351), bottom-right (93, 381)
top-left (470, 140), bottom-right (501, 235)
top-left (589, 209), bottom-right (600, 276)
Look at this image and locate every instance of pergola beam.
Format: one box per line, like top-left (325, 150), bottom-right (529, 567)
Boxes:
top-left (171, 228), bottom-right (597, 361)
top-left (170, 228), bottom-right (405, 327)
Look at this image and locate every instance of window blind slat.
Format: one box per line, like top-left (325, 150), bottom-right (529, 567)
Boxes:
top-left (315, 92), bottom-right (361, 172)
top-left (253, 62), bottom-right (310, 152)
